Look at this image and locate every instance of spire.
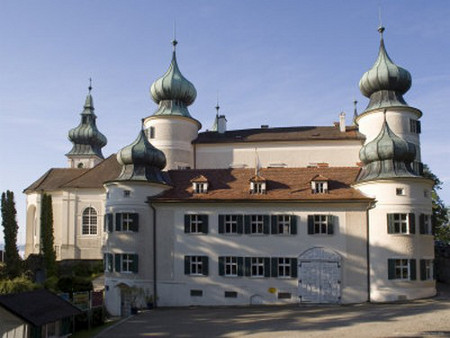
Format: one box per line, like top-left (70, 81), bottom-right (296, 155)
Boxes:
top-left (352, 100), bottom-right (358, 125)
top-left (150, 39), bottom-right (197, 118)
top-left (67, 83), bottom-right (107, 160)
top-left (359, 26), bottom-right (412, 112)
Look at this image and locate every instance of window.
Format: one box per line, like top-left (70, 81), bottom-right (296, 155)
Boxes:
top-left (311, 175), bottom-right (329, 194)
top-left (194, 182), bottom-right (208, 193)
top-left (388, 259), bottom-right (416, 280)
top-left (82, 207), bottom-right (97, 235)
top-left (278, 292), bottom-right (292, 299)
top-left (219, 256), bottom-right (244, 277)
top-left (224, 291), bottom-right (238, 298)
top-left (419, 214), bottom-right (432, 235)
top-left (420, 259), bottom-right (434, 280)
top-left (149, 126), bottom-right (155, 139)
top-left (190, 290), bottom-right (203, 297)
top-left (184, 256), bottom-right (209, 276)
top-left (396, 188), bottom-right (405, 196)
top-left (307, 215), bottom-right (335, 235)
top-left (115, 213), bottom-right (139, 232)
top-left (244, 215), bottom-right (269, 234)
top-left (103, 253), bottom-right (113, 272)
top-left (271, 215), bottom-right (297, 235)
top-left (271, 257), bottom-right (298, 278)
top-left (219, 215), bottom-right (243, 234)
top-left (123, 190), bottom-right (131, 197)
top-left (387, 213), bottom-right (415, 234)
top-left (114, 253), bottom-right (139, 273)
top-left (410, 119), bottom-right (421, 134)
top-left (250, 182), bottom-right (266, 194)
top-left (104, 213), bottom-right (113, 232)
top-left (184, 214), bottom-right (208, 234)
top-left (251, 257), bottom-right (265, 277)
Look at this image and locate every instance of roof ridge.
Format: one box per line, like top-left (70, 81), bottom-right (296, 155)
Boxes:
top-left (23, 168), bottom-right (54, 192)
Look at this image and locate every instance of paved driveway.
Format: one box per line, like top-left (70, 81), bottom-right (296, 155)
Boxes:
top-left (97, 284), bottom-right (450, 338)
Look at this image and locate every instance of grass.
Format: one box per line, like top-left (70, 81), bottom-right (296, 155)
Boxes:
top-left (71, 319), bottom-right (119, 338)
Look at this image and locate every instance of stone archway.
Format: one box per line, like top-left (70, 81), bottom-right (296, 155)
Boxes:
top-left (298, 247), bottom-right (341, 303)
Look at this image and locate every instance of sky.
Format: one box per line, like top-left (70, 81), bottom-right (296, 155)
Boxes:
top-left (0, 0), bottom-right (449, 246)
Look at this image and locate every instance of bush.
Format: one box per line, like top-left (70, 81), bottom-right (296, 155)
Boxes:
top-left (0, 275), bottom-right (41, 294)
top-left (57, 275), bottom-right (93, 293)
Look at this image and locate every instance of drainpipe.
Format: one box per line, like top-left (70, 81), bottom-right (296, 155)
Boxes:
top-left (149, 201), bottom-right (158, 308)
top-left (366, 201), bottom-right (376, 302)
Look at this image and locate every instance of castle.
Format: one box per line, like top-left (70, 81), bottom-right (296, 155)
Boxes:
top-left (24, 26), bottom-right (435, 315)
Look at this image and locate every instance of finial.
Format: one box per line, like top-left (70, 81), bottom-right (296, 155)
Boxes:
top-left (353, 100), bottom-right (358, 115)
top-left (172, 21), bottom-right (178, 51)
top-left (88, 78), bottom-right (92, 93)
top-left (215, 91), bottom-right (220, 116)
top-left (141, 118), bottom-right (145, 130)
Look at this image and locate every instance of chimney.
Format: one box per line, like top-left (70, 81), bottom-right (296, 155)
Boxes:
top-left (217, 115), bottom-right (227, 134)
top-left (339, 112), bottom-right (346, 132)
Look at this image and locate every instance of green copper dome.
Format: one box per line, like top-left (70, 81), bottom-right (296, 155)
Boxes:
top-left (359, 27), bottom-right (412, 112)
top-left (150, 40), bottom-right (197, 118)
top-left (116, 126), bottom-right (167, 183)
top-left (358, 112), bottom-right (417, 182)
top-left (67, 89), bottom-right (107, 158)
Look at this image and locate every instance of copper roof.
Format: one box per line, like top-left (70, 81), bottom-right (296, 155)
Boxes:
top-left (157, 167), bottom-right (371, 202)
top-left (194, 126), bottom-right (364, 144)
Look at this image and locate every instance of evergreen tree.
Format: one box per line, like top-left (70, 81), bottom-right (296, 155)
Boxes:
top-left (40, 194), bottom-right (57, 277)
top-left (1, 190), bottom-right (22, 278)
top-left (423, 164), bottom-right (450, 242)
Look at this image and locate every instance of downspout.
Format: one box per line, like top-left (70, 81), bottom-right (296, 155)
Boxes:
top-left (366, 201), bottom-right (375, 302)
top-left (193, 143), bottom-right (197, 169)
top-left (149, 201), bottom-right (158, 308)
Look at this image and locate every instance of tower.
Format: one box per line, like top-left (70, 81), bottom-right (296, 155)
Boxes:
top-left (354, 27), bottom-right (435, 301)
top-left (143, 39), bottom-right (201, 170)
top-left (66, 83), bottom-right (107, 169)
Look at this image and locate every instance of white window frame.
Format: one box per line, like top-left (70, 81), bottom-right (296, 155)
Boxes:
top-left (251, 257), bottom-right (264, 277)
top-left (313, 215), bottom-right (329, 234)
top-left (189, 215), bottom-right (203, 234)
top-left (190, 256), bottom-right (204, 276)
top-left (277, 215), bottom-right (291, 235)
top-left (225, 256), bottom-right (238, 277)
top-left (193, 182), bottom-right (208, 194)
top-left (224, 215), bottom-right (238, 234)
top-left (121, 254), bottom-right (134, 273)
top-left (251, 215), bottom-right (264, 234)
top-left (394, 259), bottom-right (410, 280)
top-left (251, 182), bottom-right (266, 194)
top-left (392, 213), bottom-right (409, 234)
top-left (396, 188), bottom-right (405, 196)
top-left (423, 259), bottom-right (433, 280)
top-left (423, 214), bottom-right (432, 234)
top-left (82, 207), bottom-right (98, 235)
top-left (278, 258), bottom-right (291, 278)
top-left (121, 213), bottom-right (134, 232)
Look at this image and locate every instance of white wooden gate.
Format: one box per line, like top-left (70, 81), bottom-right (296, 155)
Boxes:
top-left (298, 247), bottom-right (341, 303)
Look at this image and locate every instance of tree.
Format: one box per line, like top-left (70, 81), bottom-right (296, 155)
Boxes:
top-left (1, 190), bottom-right (22, 278)
top-left (423, 164), bottom-right (450, 242)
top-left (40, 194), bottom-right (57, 277)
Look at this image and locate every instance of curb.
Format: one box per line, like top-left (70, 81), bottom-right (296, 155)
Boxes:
top-left (93, 315), bottom-right (134, 338)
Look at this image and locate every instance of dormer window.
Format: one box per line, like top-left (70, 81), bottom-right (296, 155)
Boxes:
top-left (250, 176), bottom-right (266, 194)
top-left (311, 175), bottom-right (329, 194)
top-left (191, 175), bottom-right (209, 194)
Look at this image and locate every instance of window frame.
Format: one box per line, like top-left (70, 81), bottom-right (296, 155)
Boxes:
top-left (420, 259), bottom-right (434, 280)
top-left (420, 214), bottom-right (432, 235)
top-left (82, 207), bottom-right (98, 235)
top-left (184, 255), bottom-right (209, 276)
top-left (308, 214), bottom-right (335, 235)
top-left (250, 257), bottom-right (265, 277)
top-left (388, 258), bottom-right (416, 280)
top-left (387, 213), bottom-right (415, 235)
top-left (219, 215), bottom-right (243, 235)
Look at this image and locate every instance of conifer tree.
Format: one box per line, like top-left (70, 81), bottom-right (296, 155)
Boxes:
top-left (1, 190), bottom-right (22, 278)
top-left (40, 194), bottom-right (57, 277)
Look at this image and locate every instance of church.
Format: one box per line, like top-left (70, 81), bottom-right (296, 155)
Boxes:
top-left (24, 26), bottom-right (435, 315)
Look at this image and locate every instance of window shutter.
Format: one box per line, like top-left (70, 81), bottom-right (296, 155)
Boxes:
top-left (290, 216), bottom-right (297, 235)
top-left (237, 257), bottom-right (244, 277)
top-left (308, 215), bottom-right (314, 234)
top-left (103, 253), bottom-right (107, 271)
top-left (115, 254), bottom-right (121, 272)
top-left (290, 258), bottom-right (298, 278)
top-left (132, 254), bottom-right (139, 273)
top-left (419, 214), bottom-right (425, 234)
top-left (218, 257), bottom-right (225, 276)
top-left (116, 213), bottom-right (122, 231)
top-left (388, 259), bottom-right (395, 280)
top-left (244, 215), bottom-right (251, 234)
top-left (244, 257), bottom-right (251, 277)
top-left (409, 213), bottom-right (415, 234)
top-left (218, 215), bottom-right (224, 234)
top-left (202, 256), bottom-right (209, 276)
top-left (271, 215), bottom-right (278, 234)
top-left (387, 214), bottom-right (395, 234)
top-left (104, 215), bottom-right (107, 232)
top-left (271, 257), bottom-right (278, 277)
top-left (263, 215), bottom-right (270, 234)
top-left (107, 213), bottom-right (113, 232)
top-left (108, 253), bottom-right (113, 272)
top-left (420, 259), bottom-right (426, 280)
top-left (327, 215), bottom-right (334, 235)
top-left (410, 259), bottom-right (417, 280)
top-left (184, 256), bottom-right (190, 275)
top-left (184, 215), bottom-right (190, 233)
top-left (237, 215), bottom-right (244, 234)
top-left (417, 120), bottom-right (421, 134)
top-left (130, 213), bottom-right (139, 232)
top-left (201, 215), bottom-right (209, 234)
top-left (264, 258), bottom-right (271, 277)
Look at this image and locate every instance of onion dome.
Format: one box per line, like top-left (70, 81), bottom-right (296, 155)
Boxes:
top-left (359, 27), bottom-right (412, 112)
top-left (67, 84), bottom-right (107, 158)
top-left (358, 112), bottom-right (417, 182)
top-left (116, 123), bottom-right (167, 183)
top-left (150, 40), bottom-right (197, 118)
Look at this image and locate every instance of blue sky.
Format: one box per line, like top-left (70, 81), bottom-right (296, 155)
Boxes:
top-left (1, 0), bottom-right (449, 245)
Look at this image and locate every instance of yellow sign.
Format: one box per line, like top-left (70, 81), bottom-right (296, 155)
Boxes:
top-left (268, 287), bottom-right (277, 294)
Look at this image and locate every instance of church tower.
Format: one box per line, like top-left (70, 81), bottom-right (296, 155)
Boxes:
top-left (354, 27), bottom-right (435, 302)
top-left (66, 83), bottom-right (107, 169)
top-left (143, 39), bottom-right (201, 170)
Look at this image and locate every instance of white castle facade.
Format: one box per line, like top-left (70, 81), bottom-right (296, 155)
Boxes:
top-left (24, 27), bottom-right (435, 315)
